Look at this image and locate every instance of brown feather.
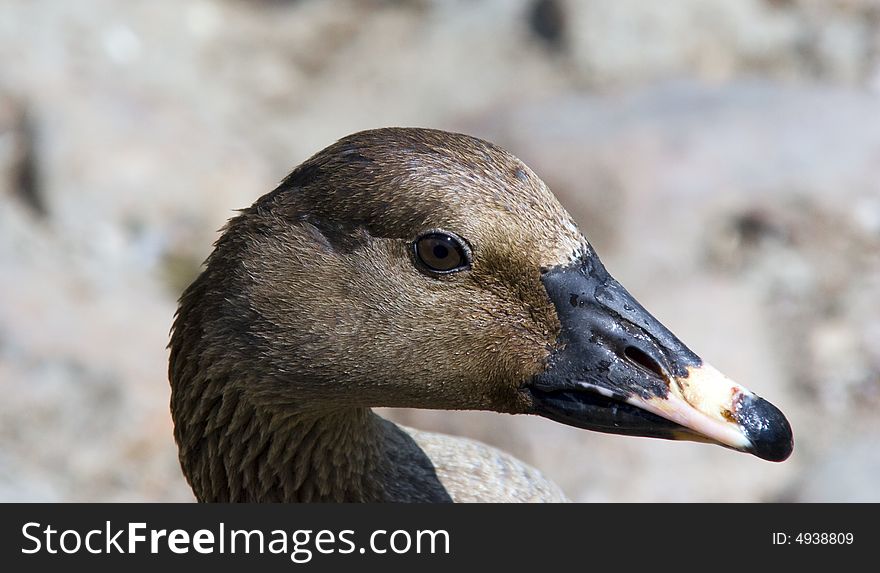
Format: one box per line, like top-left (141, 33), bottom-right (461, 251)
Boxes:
top-left (169, 127), bottom-right (582, 502)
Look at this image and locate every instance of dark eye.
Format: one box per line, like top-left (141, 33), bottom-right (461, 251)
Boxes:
top-left (413, 231), bottom-right (471, 274)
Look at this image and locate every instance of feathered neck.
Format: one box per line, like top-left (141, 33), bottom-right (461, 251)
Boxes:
top-left (169, 365), bottom-right (453, 502)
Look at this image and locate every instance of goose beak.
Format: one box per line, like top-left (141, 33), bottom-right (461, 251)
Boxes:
top-left (527, 252), bottom-right (794, 462)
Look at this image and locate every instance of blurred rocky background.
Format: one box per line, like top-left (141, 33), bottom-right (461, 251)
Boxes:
top-left (1, 0), bottom-right (878, 501)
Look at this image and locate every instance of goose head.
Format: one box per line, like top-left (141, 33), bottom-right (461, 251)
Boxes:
top-left (170, 127), bottom-right (793, 482)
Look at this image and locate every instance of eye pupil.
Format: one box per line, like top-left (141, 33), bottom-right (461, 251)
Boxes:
top-left (414, 231), bottom-right (470, 274)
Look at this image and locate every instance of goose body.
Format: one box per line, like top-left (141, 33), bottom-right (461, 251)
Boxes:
top-left (169, 128), bottom-right (792, 502)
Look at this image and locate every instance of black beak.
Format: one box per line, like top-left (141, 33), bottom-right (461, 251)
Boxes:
top-left (527, 251), bottom-right (794, 462)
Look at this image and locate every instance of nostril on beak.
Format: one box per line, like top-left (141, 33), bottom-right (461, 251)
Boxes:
top-left (623, 346), bottom-right (666, 379)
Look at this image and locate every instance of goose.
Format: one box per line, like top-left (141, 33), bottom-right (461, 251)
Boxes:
top-left (168, 127), bottom-right (793, 502)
